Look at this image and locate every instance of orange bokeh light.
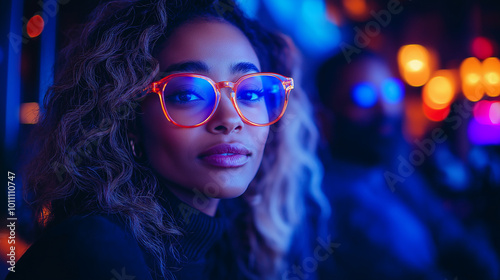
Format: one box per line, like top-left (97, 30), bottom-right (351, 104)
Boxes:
top-left (398, 44), bottom-right (432, 87)
top-left (342, 0), bottom-right (370, 21)
top-left (460, 57), bottom-right (500, 100)
top-left (482, 57), bottom-right (500, 97)
top-left (423, 73), bottom-right (455, 110)
top-left (20, 102), bottom-right (39, 124)
top-left (460, 57), bottom-right (484, 101)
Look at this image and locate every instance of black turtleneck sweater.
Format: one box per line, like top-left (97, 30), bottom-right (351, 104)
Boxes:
top-left (6, 189), bottom-right (228, 280)
top-left (151, 188), bottom-right (229, 279)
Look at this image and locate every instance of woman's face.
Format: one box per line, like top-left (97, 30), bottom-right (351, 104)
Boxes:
top-left (136, 20), bottom-right (269, 212)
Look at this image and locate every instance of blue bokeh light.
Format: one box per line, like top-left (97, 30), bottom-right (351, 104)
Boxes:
top-left (381, 78), bottom-right (404, 104)
top-left (352, 82), bottom-right (377, 108)
top-left (236, 0), bottom-right (260, 19)
top-left (263, 0), bottom-right (340, 56)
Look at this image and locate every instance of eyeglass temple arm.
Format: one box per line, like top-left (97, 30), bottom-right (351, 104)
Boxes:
top-left (284, 78), bottom-right (294, 91)
top-left (137, 82), bottom-right (160, 99)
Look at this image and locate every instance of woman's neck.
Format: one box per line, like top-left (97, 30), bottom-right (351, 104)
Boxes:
top-left (167, 186), bottom-right (220, 216)
top-left (157, 176), bottom-right (220, 216)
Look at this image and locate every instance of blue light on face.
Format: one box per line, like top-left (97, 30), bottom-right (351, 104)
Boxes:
top-left (381, 78), bottom-right (404, 104)
top-left (352, 82), bottom-right (377, 108)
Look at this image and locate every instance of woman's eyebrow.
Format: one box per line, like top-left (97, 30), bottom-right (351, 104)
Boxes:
top-left (162, 61), bottom-right (210, 74)
top-left (231, 62), bottom-right (260, 74)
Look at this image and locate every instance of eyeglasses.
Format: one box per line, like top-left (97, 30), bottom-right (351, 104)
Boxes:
top-left (142, 72), bottom-right (294, 128)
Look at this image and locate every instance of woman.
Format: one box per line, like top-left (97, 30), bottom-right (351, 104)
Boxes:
top-left (9, 0), bottom-right (329, 279)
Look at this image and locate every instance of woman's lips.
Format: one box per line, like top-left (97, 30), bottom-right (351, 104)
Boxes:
top-left (198, 143), bottom-right (251, 168)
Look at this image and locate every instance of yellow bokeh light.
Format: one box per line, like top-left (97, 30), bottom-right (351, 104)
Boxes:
top-left (407, 60), bottom-right (424, 72)
top-left (482, 57), bottom-right (500, 97)
top-left (398, 44), bottom-right (432, 87)
top-left (466, 73), bottom-right (481, 84)
top-left (485, 72), bottom-right (499, 84)
top-left (423, 75), bottom-right (455, 110)
top-left (460, 57), bottom-right (484, 101)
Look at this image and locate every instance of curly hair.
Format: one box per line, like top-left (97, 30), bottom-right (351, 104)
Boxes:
top-left (23, 0), bottom-right (330, 278)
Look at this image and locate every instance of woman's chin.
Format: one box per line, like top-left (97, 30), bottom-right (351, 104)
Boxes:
top-left (205, 184), bottom-right (249, 199)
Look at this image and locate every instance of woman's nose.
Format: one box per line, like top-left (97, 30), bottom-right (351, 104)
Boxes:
top-left (206, 91), bottom-right (243, 134)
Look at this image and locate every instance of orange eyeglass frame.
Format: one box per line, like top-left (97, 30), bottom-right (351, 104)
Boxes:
top-left (143, 72), bottom-right (294, 128)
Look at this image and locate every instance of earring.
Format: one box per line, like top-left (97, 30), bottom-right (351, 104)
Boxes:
top-left (130, 140), bottom-right (143, 158)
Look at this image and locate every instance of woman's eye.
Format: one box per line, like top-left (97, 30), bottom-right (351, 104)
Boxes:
top-left (165, 91), bottom-right (203, 104)
top-left (238, 90), bottom-right (264, 102)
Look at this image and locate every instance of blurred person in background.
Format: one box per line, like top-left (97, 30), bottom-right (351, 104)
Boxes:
top-left (315, 51), bottom-right (499, 280)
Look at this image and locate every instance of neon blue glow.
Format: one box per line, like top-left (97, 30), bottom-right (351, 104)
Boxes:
top-left (469, 146), bottom-right (489, 170)
top-left (262, 0), bottom-right (295, 24)
top-left (298, 0), bottom-right (340, 54)
top-left (352, 82), bottom-right (377, 108)
top-left (39, 0), bottom-right (57, 104)
top-left (236, 0), bottom-right (260, 18)
top-left (381, 78), bottom-right (404, 104)
top-left (5, 0), bottom-right (24, 150)
top-left (435, 148), bottom-right (468, 191)
top-left (263, 0), bottom-right (340, 56)
top-left (468, 118), bottom-right (500, 145)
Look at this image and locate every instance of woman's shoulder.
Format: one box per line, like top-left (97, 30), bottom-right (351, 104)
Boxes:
top-left (6, 214), bottom-right (154, 280)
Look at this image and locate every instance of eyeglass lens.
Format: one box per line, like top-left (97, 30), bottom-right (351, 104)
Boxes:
top-left (161, 75), bottom-right (286, 126)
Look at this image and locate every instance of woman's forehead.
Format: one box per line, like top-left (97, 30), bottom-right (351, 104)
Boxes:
top-left (156, 20), bottom-right (261, 75)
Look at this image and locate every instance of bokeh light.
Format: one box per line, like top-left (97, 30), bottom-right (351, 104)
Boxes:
top-left (474, 100), bottom-right (500, 125)
top-left (422, 71), bottom-right (456, 110)
top-left (422, 101), bottom-right (450, 122)
top-left (381, 78), bottom-right (404, 104)
top-left (460, 57), bottom-right (484, 101)
top-left (471, 37), bottom-right (494, 60)
top-left (466, 73), bottom-right (481, 84)
top-left (407, 60), bottom-right (424, 71)
top-left (398, 44), bottom-right (431, 87)
top-left (342, 0), bottom-right (370, 21)
top-left (490, 102), bottom-right (500, 124)
top-left (352, 82), bottom-right (377, 107)
top-left (482, 57), bottom-right (500, 97)
top-left (473, 100), bottom-right (494, 124)
top-left (27, 15), bottom-right (45, 38)
top-left (20, 102), bottom-right (39, 124)
top-left (468, 118), bottom-right (500, 145)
